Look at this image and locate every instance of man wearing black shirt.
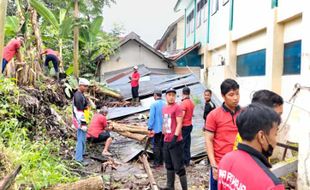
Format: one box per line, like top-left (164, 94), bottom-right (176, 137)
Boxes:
top-left (203, 89), bottom-right (216, 121)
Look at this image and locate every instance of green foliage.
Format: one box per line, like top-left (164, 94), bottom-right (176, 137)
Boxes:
top-left (30, 0), bottom-right (59, 30)
top-left (4, 16), bottom-right (20, 39)
top-left (0, 76), bottom-right (78, 189)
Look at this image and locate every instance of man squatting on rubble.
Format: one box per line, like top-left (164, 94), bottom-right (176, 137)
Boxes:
top-left (205, 79), bottom-right (241, 190)
top-left (72, 78), bottom-right (90, 163)
top-left (218, 103), bottom-right (285, 190)
top-left (148, 90), bottom-right (165, 168)
top-left (180, 87), bottom-right (195, 167)
top-left (87, 106), bottom-right (113, 156)
top-left (161, 87), bottom-right (188, 190)
top-left (129, 65), bottom-right (140, 104)
top-left (2, 36), bottom-right (24, 73)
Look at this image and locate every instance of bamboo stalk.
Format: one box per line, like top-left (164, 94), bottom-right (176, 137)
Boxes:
top-left (0, 0), bottom-right (8, 74)
top-left (139, 154), bottom-right (159, 190)
top-left (73, 0), bottom-right (79, 77)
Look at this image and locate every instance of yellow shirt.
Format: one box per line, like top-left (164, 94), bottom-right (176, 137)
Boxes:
top-left (233, 133), bottom-right (242, 150)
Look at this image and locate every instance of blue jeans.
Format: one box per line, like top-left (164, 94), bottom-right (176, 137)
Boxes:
top-left (75, 128), bottom-right (86, 162)
top-left (210, 168), bottom-right (218, 190)
top-left (182, 125), bottom-right (193, 165)
top-left (45, 54), bottom-right (59, 72)
top-left (2, 59), bottom-right (8, 73)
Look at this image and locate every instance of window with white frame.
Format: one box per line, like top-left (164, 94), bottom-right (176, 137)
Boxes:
top-left (203, 0), bottom-right (208, 22)
top-left (186, 10), bottom-right (194, 35)
top-left (211, 0), bottom-right (219, 15)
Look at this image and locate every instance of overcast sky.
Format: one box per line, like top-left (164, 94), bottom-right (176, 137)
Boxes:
top-left (103, 0), bottom-right (182, 46)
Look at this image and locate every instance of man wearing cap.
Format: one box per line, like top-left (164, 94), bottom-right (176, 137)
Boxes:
top-left (161, 87), bottom-right (187, 189)
top-left (181, 86), bottom-right (195, 167)
top-left (147, 90), bottom-right (165, 168)
top-left (87, 106), bottom-right (113, 156)
top-left (2, 36), bottom-right (24, 73)
top-left (129, 66), bottom-right (140, 104)
top-left (40, 48), bottom-right (60, 80)
top-left (72, 78), bottom-right (90, 163)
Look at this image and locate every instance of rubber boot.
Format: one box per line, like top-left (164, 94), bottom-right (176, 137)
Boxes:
top-left (162, 170), bottom-right (175, 190)
top-left (179, 175), bottom-right (188, 190)
top-left (55, 72), bottom-right (60, 81)
top-left (135, 97), bottom-right (140, 106)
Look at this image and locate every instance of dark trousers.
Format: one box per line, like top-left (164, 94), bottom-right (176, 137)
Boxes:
top-left (210, 168), bottom-right (218, 190)
top-left (152, 132), bottom-right (164, 165)
top-left (131, 86), bottom-right (139, 99)
top-left (87, 131), bottom-right (111, 143)
top-left (182, 125), bottom-right (193, 165)
top-left (45, 54), bottom-right (59, 72)
top-left (163, 141), bottom-right (185, 176)
top-left (2, 59), bottom-right (8, 73)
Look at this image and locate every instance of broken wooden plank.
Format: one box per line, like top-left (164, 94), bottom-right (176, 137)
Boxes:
top-left (111, 122), bottom-right (148, 135)
top-left (271, 157), bottom-right (298, 178)
top-left (139, 154), bottom-right (159, 190)
top-left (0, 165), bottom-right (22, 190)
top-left (46, 176), bottom-right (104, 190)
top-left (117, 131), bottom-right (147, 142)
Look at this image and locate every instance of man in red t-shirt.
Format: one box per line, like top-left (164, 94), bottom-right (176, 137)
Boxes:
top-left (204, 79), bottom-right (240, 190)
top-left (41, 48), bottom-right (60, 79)
top-left (2, 36), bottom-right (24, 73)
top-left (181, 86), bottom-right (195, 166)
top-left (218, 103), bottom-right (284, 190)
top-left (161, 87), bottom-right (187, 190)
top-left (87, 107), bottom-right (113, 156)
top-left (129, 66), bottom-right (140, 104)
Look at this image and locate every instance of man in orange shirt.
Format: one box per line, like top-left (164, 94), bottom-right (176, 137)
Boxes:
top-left (181, 87), bottom-right (195, 167)
top-left (2, 36), bottom-right (24, 73)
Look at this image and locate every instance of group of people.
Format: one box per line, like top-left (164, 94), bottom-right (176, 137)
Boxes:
top-left (72, 78), bottom-right (114, 165)
top-left (204, 79), bottom-right (285, 190)
top-left (2, 36), bottom-right (60, 79)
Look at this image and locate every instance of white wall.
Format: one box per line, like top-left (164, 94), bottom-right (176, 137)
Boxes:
top-left (210, 46), bottom-right (226, 66)
top-left (233, 0), bottom-right (269, 40)
top-left (209, 1), bottom-right (230, 49)
top-left (185, 1), bottom-right (195, 47)
top-left (100, 40), bottom-right (168, 78)
top-left (236, 31), bottom-right (266, 55)
top-left (278, 0), bottom-right (303, 22)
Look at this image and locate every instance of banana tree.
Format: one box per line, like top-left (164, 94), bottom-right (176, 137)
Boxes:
top-left (0, 0), bottom-right (8, 67)
top-left (29, 0), bottom-right (73, 71)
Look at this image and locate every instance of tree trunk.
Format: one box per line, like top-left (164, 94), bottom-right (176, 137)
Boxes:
top-left (29, 7), bottom-right (43, 72)
top-left (73, 0), bottom-right (79, 78)
top-left (46, 176), bottom-right (104, 190)
top-left (58, 39), bottom-right (64, 72)
top-left (0, 0), bottom-right (8, 72)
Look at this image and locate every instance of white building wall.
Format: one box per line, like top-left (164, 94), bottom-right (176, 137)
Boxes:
top-left (185, 2), bottom-right (195, 47)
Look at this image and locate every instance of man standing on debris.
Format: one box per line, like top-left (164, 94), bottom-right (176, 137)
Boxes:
top-left (203, 89), bottom-right (216, 122)
top-left (234, 89), bottom-right (284, 150)
top-left (147, 89), bottom-right (165, 168)
top-left (72, 78), bottom-right (90, 164)
top-left (218, 103), bottom-right (285, 190)
top-left (2, 36), bottom-right (24, 73)
top-left (161, 87), bottom-right (188, 189)
top-left (40, 48), bottom-right (60, 80)
top-left (129, 66), bottom-right (140, 104)
top-left (204, 79), bottom-right (240, 190)
top-left (87, 106), bottom-right (113, 156)
top-left (181, 86), bottom-right (195, 167)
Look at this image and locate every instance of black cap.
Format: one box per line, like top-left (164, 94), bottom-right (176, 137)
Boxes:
top-left (166, 87), bottom-right (176, 94)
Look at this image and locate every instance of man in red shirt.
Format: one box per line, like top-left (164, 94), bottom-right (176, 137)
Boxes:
top-left (2, 36), bottom-right (24, 73)
top-left (161, 87), bottom-right (187, 190)
top-left (129, 66), bottom-right (140, 104)
top-left (204, 79), bottom-right (240, 190)
top-left (87, 106), bottom-right (113, 156)
top-left (181, 87), bottom-right (195, 166)
top-left (41, 48), bottom-right (60, 79)
top-left (218, 103), bottom-right (284, 190)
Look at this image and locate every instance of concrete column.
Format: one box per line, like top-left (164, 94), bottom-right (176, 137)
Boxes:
top-left (265, 8), bottom-right (284, 94)
top-left (224, 32), bottom-right (237, 79)
top-left (297, 1), bottom-right (310, 189)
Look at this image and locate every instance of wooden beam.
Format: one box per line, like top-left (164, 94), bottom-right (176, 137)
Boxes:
top-left (47, 176), bottom-right (104, 190)
top-left (139, 154), bottom-right (159, 190)
top-left (0, 165), bottom-right (22, 190)
top-left (271, 157), bottom-right (298, 178)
